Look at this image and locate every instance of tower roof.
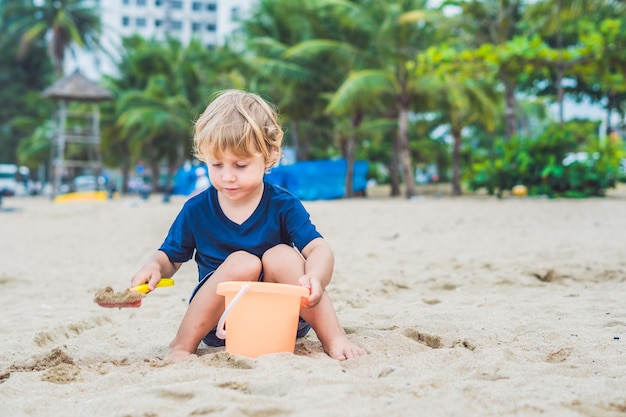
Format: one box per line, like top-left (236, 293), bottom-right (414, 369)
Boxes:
top-left (42, 70), bottom-right (113, 102)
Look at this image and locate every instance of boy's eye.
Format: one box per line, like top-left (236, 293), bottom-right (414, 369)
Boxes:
top-left (236, 164), bottom-right (247, 168)
top-left (211, 163), bottom-right (222, 167)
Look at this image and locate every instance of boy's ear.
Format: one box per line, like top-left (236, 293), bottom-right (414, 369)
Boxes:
top-left (267, 148), bottom-right (281, 168)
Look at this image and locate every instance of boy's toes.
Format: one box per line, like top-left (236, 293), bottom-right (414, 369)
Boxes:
top-left (326, 338), bottom-right (367, 361)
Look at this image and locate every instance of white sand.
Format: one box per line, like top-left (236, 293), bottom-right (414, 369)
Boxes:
top-left (1, 187), bottom-right (625, 416)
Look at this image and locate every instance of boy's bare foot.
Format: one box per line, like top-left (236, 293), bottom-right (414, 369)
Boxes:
top-left (165, 346), bottom-right (193, 363)
top-left (324, 335), bottom-right (367, 361)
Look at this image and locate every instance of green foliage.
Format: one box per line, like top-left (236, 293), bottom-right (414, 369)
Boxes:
top-left (0, 31), bottom-right (53, 165)
top-left (3, 0), bottom-right (626, 200)
top-left (468, 120), bottom-right (624, 198)
top-left (101, 36), bottom-right (240, 168)
top-left (4, 0), bottom-right (101, 75)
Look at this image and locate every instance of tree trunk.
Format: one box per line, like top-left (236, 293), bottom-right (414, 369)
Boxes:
top-left (389, 144), bottom-right (401, 197)
top-left (556, 65), bottom-right (565, 124)
top-left (165, 158), bottom-right (177, 193)
top-left (503, 77), bottom-right (518, 139)
top-left (150, 159), bottom-right (160, 192)
top-left (176, 138), bottom-right (186, 169)
top-left (556, 19), bottom-right (565, 125)
top-left (605, 90), bottom-right (617, 133)
top-left (398, 106), bottom-right (416, 198)
top-left (301, 118), bottom-right (313, 160)
top-left (121, 155), bottom-right (131, 194)
top-left (119, 138), bottom-right (132, 194)
top-left (451, 127), bottom-right (463, 196)
top-left (344, 134), bottom-right (355, 198)
top-left (343, 112), bottom-right (362, 198)
top-left (290, 120), bottom-right (302, 160)
top-left (145, 142), bottom-right (159, 191)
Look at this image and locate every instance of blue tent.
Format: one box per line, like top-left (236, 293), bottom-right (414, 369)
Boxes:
top-left (265, 159), bottom-right (368, 200)
top-left (172, 164), bottom-right (206, 196)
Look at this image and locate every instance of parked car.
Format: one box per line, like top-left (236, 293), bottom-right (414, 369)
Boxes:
top-left (0, 164), bottom-right (18, 196)
top-left (73, 175), bottom-right (98, 191)
top-left (69, 174), bottom-right (108, 192)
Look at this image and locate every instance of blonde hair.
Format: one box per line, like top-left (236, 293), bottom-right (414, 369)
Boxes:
top-left (193, 90), bottom-right (283, 167)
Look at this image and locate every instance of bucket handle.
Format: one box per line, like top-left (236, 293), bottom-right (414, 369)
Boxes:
top-left (216, 284), bottom-right (250, 340)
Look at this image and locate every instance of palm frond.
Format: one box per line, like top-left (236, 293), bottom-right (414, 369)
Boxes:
top-left (326, 70), bottom-right (397, 115)
top-left (284, 39), bottom-right (359, 61)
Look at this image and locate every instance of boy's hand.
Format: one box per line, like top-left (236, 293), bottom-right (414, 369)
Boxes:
top-left (130, 268), bottom-right (161, 292)
top-left (130, 251), bottom-right (179, 292)
top-left (298, 274), bottom-right (323, 308)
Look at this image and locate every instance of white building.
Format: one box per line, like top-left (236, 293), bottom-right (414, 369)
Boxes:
top-left (69, 0), bottom-right (256, 79)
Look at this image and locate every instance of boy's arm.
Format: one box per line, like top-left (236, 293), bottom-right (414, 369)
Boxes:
top-left (299, 237), bottom-right (334, 307)
top-left (131, 250), bottom-right (181, 290)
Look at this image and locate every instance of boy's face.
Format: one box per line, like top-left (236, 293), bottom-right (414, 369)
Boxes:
top-left (207, 149), bottom-right (267, 203)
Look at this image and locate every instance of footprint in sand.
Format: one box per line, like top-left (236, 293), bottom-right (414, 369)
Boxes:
top-left (404, 328), bottom-right (477, 351)
top-left (217, 381), bottom-right (251, 393)
top-left (545, 347), bottom-right (572, 363)
top-left (452, 339), bottom-right (477, 351)
top-left (41, 362), bottom-right (81, 384)
top-left (155, 388), bottom-right (195, 400)
top-left (404, 328), bottom-right (443, 349)
top-left (33, 316), bottom-right (112, 347)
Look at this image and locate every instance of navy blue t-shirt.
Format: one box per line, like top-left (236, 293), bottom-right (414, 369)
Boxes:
top-left (159, 181), bottom-right (322, 281)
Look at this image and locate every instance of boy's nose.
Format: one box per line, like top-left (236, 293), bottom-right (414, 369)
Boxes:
top-left (221, 170), bottom-right (235, 181)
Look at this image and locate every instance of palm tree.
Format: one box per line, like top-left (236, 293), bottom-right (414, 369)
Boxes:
top-left (416, 46), bottom-right (501, 195)
top-left (443, 0), bottom-right (526, 139)
top-left (243, 0), bottom-right (342, 161)
top-left (325, 70), bottom-right (394, 197)
top-left (274, 0), bottom-right (442, 198)
top-left (116, 77), bottom-right (192, 191)
top-left (324, 0), bottom-right (443, 198)
top-left (3, 0), bottom-right (101, 76)
top-left (427, 73), bottom-right (500, 195)
top-left (523, 0), bottom-right (610, 124)
top-left (581, 2), bottom-right (626, 129)
top-left (101, 35), bottom-right (244, 192)
top-left (0, 3), bottom-right (54, 166)
top-left (102, 36), bottom-right (193, 192)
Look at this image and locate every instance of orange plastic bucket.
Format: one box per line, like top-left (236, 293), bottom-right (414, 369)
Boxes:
top-left (216, 281), bottom-right (309, 358)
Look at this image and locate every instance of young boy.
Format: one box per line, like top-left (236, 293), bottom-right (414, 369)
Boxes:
top-left (130, 90), bottom-right (367, 362)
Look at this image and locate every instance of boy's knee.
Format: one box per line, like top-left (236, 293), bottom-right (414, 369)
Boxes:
top-left (262, 244), bottom-right (296, 263)
top-left (261, 245), bottom-right (303, 279)
top-left (224, 251), bottom-right (262, 279)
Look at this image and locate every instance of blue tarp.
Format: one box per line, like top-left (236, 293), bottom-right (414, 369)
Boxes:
top-left (172, 164), bottom-right (207, 195)
top-left (265, 159), bottom-right (369, 200)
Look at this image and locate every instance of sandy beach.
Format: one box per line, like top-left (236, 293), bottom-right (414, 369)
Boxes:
top-left (1, 186), bottom-right (625, 417)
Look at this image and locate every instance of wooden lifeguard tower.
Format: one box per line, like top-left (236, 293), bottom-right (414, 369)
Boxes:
top-left (42, 70), bottom-right (113, 197)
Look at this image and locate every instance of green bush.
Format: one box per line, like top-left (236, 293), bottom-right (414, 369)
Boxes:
top-left (467, 120), bottom-right (624, 198)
